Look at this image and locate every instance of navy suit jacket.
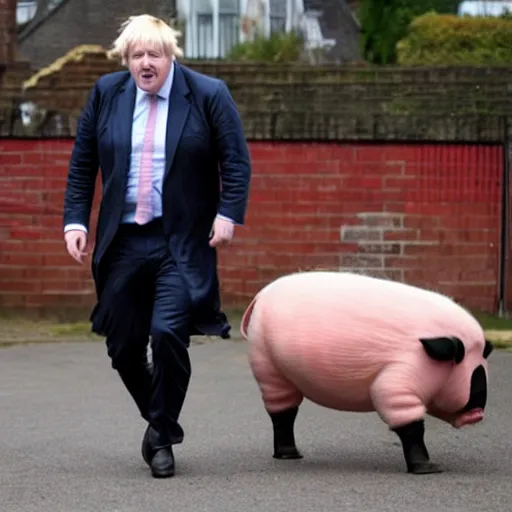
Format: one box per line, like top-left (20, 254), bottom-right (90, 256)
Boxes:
top-left (63, 61), bottom-right (251, 337)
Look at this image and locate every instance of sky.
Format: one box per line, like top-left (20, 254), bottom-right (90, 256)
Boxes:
top-left (458, 0), bottom-right (512, 15)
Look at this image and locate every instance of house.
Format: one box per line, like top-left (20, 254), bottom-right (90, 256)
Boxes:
top-left (16, 0), bottom-right (179, 69)
top-left (180, 0), bottom-right (361, 62)
top-left (16, 0), bottom-right (361, 69)
top-left (300, 0), bottom-right (361, 62)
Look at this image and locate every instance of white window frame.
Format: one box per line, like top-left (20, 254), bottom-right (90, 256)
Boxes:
top-left (16, 0), bottom-right (37, 25)
top-left (180, 0), bottom-right (296, 58)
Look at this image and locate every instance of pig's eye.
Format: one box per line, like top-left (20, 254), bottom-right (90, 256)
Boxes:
top-left (483, 340), bottom-right (494, 359)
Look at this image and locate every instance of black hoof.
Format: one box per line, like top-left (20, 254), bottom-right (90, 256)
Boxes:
top-left (269, 406), bottom-right (302, 462)
top-left (273, 446), bottom-right (303, 460)
top-left (392, 420), bottom-right (443, 476)
top-left (409, 461), bottom-right (443, 475)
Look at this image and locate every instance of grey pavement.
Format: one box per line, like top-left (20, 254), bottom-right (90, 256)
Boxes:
top-left (1, 338), bottom-right (511, 512)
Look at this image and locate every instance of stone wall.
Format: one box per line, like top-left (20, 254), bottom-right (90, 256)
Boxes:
top-left (14, 46), bottom-right (512, 142)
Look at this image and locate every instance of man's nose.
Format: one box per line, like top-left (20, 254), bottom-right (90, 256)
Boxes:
top-left (142, 55), bottom-right (150, 67)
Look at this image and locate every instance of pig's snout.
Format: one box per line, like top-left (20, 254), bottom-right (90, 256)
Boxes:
top-left (461, 365), bottom-right (487, 413)
top-left (451, 365), bottom-right (488, 428)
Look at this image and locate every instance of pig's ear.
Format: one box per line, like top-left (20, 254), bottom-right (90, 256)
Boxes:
top-left (419, 336), bottom-right (465, 364)
top-left (483, 340), bottom-right (494, 359)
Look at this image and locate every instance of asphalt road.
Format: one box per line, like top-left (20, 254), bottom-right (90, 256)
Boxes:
top-left (1, 339), bottom-right (511, 512)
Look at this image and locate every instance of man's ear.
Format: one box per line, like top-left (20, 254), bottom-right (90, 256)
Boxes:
top-left (419, 336), bottom-right (465, 364)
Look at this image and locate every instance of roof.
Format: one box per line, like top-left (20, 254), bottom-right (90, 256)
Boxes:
top-left (18, 0), bottom-right (71, 42)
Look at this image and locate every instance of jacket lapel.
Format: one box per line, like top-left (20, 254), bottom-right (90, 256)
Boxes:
top-left (113, 76), bottom-right (136, 183)
top-left (164, 61), bottom-right (191, 179)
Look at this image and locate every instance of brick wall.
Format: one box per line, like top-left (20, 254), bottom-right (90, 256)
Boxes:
top-left (0, 138), bottom-right (505, 317)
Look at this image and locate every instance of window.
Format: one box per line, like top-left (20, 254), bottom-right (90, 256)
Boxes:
top-left (219, 0), bottom-right (241, 57)
top-left (269, 0), bottom-right (286, 33)
top-left (16, 1), bottom-right (37, 25)
top-left (187, 0), bottom-right (241, 58)
top-left (17, 0), bottom-right (66, 25)
top-left (191, 0), bottom-right (214, 58)
top-left (184, 0), bottom-right (293, 58)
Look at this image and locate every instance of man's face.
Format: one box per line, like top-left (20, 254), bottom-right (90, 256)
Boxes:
top-left (127, 42), bottom-right (172, 94)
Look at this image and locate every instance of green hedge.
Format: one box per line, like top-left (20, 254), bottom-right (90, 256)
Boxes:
top-left (225, 31), bottom-right (304, 63)
top-left (357, 0), bottom-right (461, 65)
top-left (396, 13), bottom-right (512, 65)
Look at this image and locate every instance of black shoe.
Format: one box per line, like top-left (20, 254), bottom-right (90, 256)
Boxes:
top-left (141, 425), bottom-right (175, 478)
top-left (150, 447), bottom-right (175, 478)
top-left (141, 425), bottom-right (154, 466)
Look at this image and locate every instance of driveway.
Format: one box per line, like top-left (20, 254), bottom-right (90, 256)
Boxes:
top-left (0, 339), bottom-right (511, 512)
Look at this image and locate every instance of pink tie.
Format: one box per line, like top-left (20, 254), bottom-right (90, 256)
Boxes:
top-left (134, 94), bottom-right (158, 225)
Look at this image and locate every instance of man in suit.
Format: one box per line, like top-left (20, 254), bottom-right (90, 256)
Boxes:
top-left (62, 14), bottom-right (251, 478)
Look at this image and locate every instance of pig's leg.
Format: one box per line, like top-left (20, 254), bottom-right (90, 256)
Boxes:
top-left (269, 406), bottom-right (303, 459)
top-left (370, 366), bottom-right (443, 475)
top-left (391, 420), bottom-right (442, 475)
top-left (249, 345), bottom-right (303, 459)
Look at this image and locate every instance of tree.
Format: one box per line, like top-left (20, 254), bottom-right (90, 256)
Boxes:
top-left (358, 0), bottom-right (462, 64)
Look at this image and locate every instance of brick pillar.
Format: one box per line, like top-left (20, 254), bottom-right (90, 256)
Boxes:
top-left (0, 0), bottom-right (18, 65)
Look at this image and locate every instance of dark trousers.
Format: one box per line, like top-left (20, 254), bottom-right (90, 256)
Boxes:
top-left (98, 218), bottom-right (191, 448)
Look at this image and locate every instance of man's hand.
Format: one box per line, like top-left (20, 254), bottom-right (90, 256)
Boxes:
top-left (64, 230), bottom-right (88, 264)
top-left (209, 216), bottom-right (235, 247)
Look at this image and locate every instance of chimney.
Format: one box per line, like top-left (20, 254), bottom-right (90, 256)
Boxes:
top-left (0, 0), bottom-right (18, 65)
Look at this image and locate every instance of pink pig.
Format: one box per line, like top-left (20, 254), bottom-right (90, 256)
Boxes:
top-left (240, 271), bottom-right (494, 475)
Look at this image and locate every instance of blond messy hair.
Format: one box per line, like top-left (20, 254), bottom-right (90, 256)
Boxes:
top-left (107, 14), bottom-right (184, 65)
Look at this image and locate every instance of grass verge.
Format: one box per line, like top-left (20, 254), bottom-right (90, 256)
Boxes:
top-left (0, 308), bottom-right (511, 350)
top-left (0, 308), bottom-right (245, 347)
top-left (472, 312), bottom-right (512, 350)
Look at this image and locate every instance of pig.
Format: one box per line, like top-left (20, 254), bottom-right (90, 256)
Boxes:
top-left (240, 271), bottom-right (494, 475)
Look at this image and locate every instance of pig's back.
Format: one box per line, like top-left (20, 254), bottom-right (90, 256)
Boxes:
top-left (254, 271), bottom-right (481, 411)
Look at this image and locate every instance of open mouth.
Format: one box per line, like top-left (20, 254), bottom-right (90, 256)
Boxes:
top-left (454, 408), bottom-right (484, 428)
top-left (141, 73), bottom-right (154, 80)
